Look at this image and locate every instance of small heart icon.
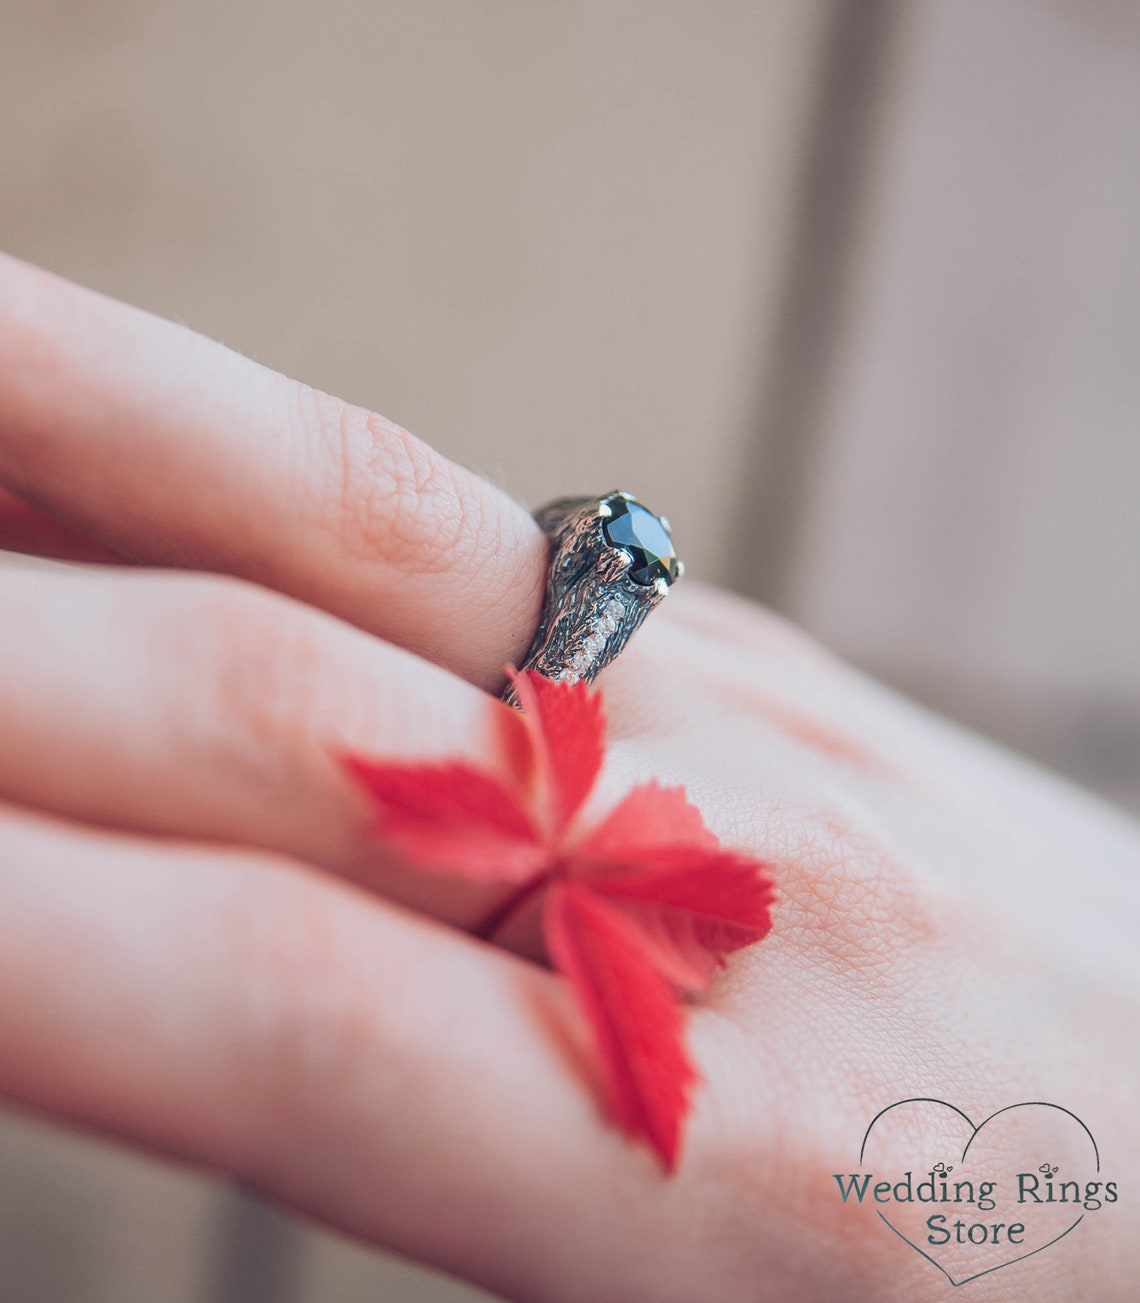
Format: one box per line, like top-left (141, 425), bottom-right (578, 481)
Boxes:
top-left (855, 1098), bottom-right (1102, 1287)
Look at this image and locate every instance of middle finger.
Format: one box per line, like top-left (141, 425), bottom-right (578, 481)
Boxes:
top-left (0, 561), bottom-right (519, 928)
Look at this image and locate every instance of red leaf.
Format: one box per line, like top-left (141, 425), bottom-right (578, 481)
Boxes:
top-left (574, 780), bottom-right (718, 855)
top-left (506, 668), bottom-right (606, 836)
top-left (343, 677), bottom-right (779, 1174)
top-left (576, 846), bottom-right (776, 991)
top-left (544, 879), bottom-right (698, 1171)
top-left (341, 755), bottom-right (547, 881)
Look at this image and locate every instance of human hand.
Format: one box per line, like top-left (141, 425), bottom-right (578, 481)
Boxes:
top-left (1, 255), bottom-right (1136, 1302)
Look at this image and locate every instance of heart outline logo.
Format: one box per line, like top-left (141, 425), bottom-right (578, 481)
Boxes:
top-left (859, 1098), bottom-right (1100, 1288)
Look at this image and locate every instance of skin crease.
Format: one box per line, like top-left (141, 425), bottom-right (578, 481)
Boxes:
top-left (0, 258), bottom-right (1138, 1302)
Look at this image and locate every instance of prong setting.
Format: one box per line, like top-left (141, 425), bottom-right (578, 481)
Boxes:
top-left (507, 491), bottom-right (683, 704)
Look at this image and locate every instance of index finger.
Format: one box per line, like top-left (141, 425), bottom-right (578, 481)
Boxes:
top-left (0, 254), bottom-right (546, 691)
top-left (0, 803), bottom-right (634, 1302)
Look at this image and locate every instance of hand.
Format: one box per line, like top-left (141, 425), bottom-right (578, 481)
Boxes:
top-left (1, 254), bottom-right (1137, 1302)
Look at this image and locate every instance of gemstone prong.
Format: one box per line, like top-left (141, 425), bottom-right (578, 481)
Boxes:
top-left (653, 577), bottom-right (669, 597)
top-left (596, 501), bottom-right (613, 518)
top-left (601, 496), bottom-right (681, 588)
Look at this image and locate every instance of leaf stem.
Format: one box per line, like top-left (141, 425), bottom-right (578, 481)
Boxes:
top-left (474, 870), bottom-right (550, 942)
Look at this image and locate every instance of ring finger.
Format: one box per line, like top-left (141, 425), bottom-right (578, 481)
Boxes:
top-left (0, 253), bottom-right (546, 691)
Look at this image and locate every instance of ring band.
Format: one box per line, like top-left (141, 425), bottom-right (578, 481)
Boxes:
top-left (506, 490), bottom-right (683, 701)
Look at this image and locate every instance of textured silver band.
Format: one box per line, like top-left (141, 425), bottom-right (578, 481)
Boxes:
top-left (504, 490), bottom-right (682, 703)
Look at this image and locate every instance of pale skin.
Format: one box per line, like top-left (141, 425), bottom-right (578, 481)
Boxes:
top-left (0, 252), bottom-right (1137, 1302)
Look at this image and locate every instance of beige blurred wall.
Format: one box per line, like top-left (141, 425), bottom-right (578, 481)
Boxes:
top-left (0, 0), bottom-right (829, 584)
top-left (775, 0), bottom-right (1140, 814)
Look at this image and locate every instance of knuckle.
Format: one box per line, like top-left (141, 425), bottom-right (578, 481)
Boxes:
top-left (669, 584), bottom-right (832, 664)
top-left (296, 385), bottom-right (476, 574)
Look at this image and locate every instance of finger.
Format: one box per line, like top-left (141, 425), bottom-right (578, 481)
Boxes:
top-left (0, 803), bottom-right (638, 1303)
top-left (0, 254), bottom-right (546, 691)
top-left (0, 561), bottom-right (529, 930)
top-left (0, 487), bottom-right (129, 565)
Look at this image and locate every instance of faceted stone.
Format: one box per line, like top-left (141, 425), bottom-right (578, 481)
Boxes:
top-left (602, 496), bottom-right (680, 586)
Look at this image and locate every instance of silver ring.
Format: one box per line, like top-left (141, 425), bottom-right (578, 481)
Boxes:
top-left (506, 490), bottom-right (683, 701)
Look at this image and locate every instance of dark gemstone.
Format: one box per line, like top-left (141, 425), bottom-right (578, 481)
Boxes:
top-left (602, 496), bottom-right (680, 586)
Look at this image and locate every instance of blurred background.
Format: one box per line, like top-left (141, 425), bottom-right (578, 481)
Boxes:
top-left (1, 0), bottom-right (1137, 1299)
